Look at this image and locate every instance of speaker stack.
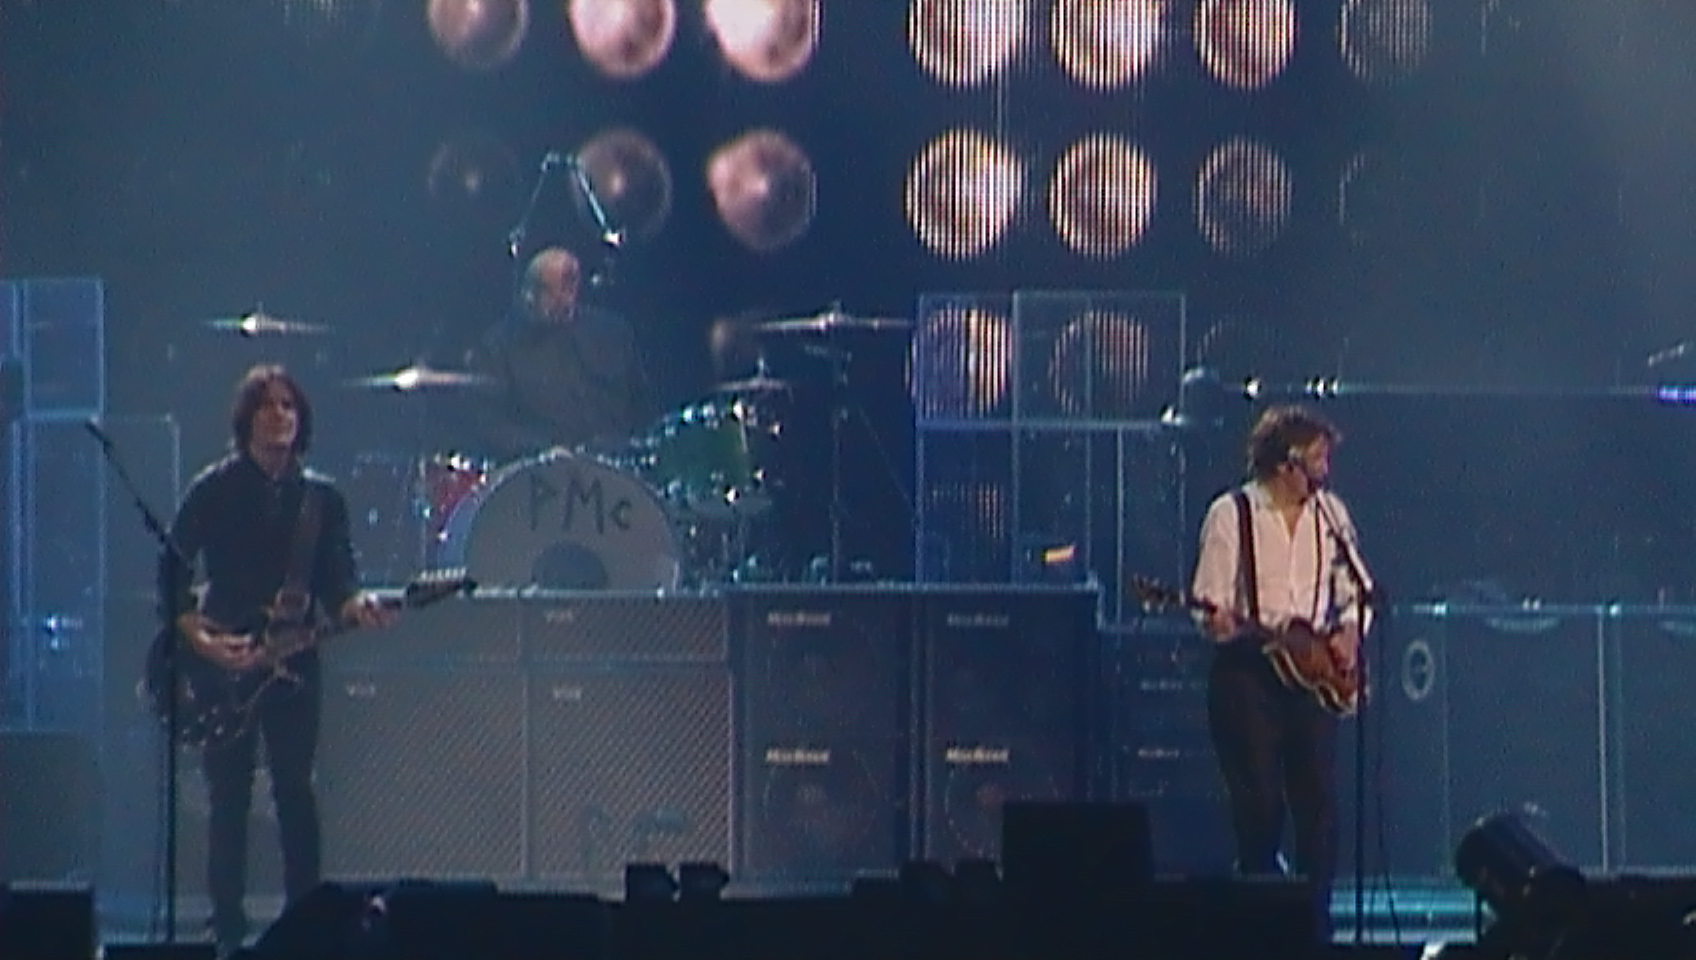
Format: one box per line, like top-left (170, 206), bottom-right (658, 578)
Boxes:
top-left (917, 588), bottom-right (1095, 863)
top-left (301, 585), bottom-right (1101, 889)
top-left (732, 588), bottom-right (910, 881)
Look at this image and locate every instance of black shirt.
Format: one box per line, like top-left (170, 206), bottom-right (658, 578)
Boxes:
top-left (157, 451), bottom-right (361, 637)
top-left (463, 305), bottom-right (651, 461)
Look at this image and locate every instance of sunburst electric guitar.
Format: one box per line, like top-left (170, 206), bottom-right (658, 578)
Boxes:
top-left (1130, 576), bottom-right (1361, 716)
top-left (142, 569), bottom-right (476, 749)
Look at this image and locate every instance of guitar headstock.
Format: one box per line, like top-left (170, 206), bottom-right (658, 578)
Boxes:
top-left (402, 568), bottom-right (477, 608)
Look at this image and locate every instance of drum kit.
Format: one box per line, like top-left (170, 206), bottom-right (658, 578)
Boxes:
top-left (326, 304), bottom-right (911, 591)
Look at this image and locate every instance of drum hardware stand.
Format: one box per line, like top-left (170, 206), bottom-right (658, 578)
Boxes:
top-left (85, 419), bottom-right (187, 943)
top-left (813, 342), bottom-right (913, 583)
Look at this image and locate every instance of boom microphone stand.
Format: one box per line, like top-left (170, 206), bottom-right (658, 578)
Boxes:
top-left (85, 419), bottom-right (188, 943)
top-left (1309, 488), bottom-right (1384, 945)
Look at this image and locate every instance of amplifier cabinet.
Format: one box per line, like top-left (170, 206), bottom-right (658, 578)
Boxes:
top-left (527, 665), bottom-right (731, 888)
top-left (917, 587), bottom-right (1096, 863)
top-left (319, 667), bottom-right (526, 880)
top-left (732, 588), bottom-right (910, 880)
top-left (520, 592), bottom-right (726, 663)
top-left (1607, 609), bottom-right (1696, 869)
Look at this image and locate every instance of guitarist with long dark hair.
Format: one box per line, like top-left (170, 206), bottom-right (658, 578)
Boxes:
top-left (157, 363), bottom-right (396, 957)
top-left (1189, 404), bottom-right (1374, 941)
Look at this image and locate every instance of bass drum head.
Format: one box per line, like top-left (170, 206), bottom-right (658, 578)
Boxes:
top-left (437, 449), bottom-right (682, 591)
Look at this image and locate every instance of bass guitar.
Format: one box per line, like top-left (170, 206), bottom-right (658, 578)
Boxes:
top-left (1130, 576), bottom-right (1360, 716)
top-left (142, 569), bottom-right (476, 749)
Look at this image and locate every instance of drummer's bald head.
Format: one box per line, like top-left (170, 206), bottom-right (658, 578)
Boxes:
top-left (521, 247), bottom-right (582, 322)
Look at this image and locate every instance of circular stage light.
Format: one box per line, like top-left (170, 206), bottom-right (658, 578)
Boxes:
top-left (910, 305), bottom-right (1014, 418)
top-left (1341, 0), bottom-right (1432, 85)
top-left (908, 0), bottom-right (1030, 87)
top-left (707, 129), bottom-right (816, 252)
top-left (428, 0), bottom-right (530, 72)
top-left (568, 0), bottom-right (677, 79)
top-left (705, 0), bottom-right (819, 83)
top-left (905, 130), bottom-right (1025, 259)
top-left (1194, 137), bottom-right (1291, 255)
top-left (1049, 134), bottom-right (1157, 257)
top-left (1047, 310), bottom-right (1153, 417)
top-left (574, 128), bottom-right (674, 240)
top-left (425, 132), bottom-right (520, 210)
top-left (1195, 0), bottom-right (1296, 90)
top-left (1051, 0), bottom-right (1163, 90)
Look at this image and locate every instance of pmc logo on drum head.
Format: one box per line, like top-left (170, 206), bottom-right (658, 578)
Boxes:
top-left (525, 464), bottom-right (634, 536)
top-left (436, 450), bottom-right (682, 592)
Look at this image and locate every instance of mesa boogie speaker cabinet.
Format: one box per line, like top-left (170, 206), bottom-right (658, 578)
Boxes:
top-left (732, 588), bottom-right (910, 881)
top-left (918, 587), bottom-right (1096, 863)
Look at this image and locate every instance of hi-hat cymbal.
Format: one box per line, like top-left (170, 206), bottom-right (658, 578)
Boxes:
top-left (713, 374), bottom-right (793, 393)
top-left (758, 306), bottom-right (911, 334)
top-left (349, 363), bottom-right (494, 391)
top-left (205, 310), bottom-right (328, 336)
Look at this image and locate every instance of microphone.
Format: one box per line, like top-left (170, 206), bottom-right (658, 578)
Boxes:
top-left (84, 418), bottom-right (113, 450)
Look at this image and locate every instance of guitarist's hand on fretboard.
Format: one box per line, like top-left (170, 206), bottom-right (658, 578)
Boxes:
top-left (339, 591), bottom-right (399, 630)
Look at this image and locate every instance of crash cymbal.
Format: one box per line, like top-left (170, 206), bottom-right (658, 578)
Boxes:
top-left (205, 310), bottom-right (328, 336)
top-left (712, 374), bottom-right (793, 393)
top-left (758, 306), bottom-right (911, 334)
top-left (348, 363), bottom-right (494, 391)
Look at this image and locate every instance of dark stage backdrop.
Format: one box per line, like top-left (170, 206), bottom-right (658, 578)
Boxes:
top-left (4, 0), bottom-right (1696, 582)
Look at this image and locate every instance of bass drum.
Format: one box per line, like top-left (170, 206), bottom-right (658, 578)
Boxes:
top-left (436, 449), bottom-right (682, 591)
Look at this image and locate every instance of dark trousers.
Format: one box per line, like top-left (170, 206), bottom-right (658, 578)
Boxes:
top-left (201, 662), bottom-right (322, 943)
top-left (1207, 644), bottom-right (1338, 936)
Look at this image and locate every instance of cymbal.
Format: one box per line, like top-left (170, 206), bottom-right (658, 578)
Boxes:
top-left (348, 363), bottom-right (494, 391)
top-left (713, 374), bottom-right (792, 393)
top-left (205, 311), bottom-right (328, 336)
top-left (758, 306), bottom-right (911, 334)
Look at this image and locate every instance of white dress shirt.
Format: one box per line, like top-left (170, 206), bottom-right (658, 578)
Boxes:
top-left (1190, 481), bottom-right (1374, 641)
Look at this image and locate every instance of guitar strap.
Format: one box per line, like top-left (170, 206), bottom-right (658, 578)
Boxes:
top-left (1234, 487), bottom-right (1328, 628)
top-left (272, 481), bottom-right (324, 629)
top-left (1231, 489), bottom-right (1260, 626)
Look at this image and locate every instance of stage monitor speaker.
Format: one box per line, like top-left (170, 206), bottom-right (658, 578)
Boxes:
top-left (0, 882), bottom-right (95, 960)
top-left (319, 668), bottom-right (525, 880)
top-left (918, 587), bottom-right (1095, 863)
top-left (527, 666), bottom-right (731, 888)
top-left (733, 588), bottom-right (909, 881)
top-left (0, 731), bottom-right (97, 882)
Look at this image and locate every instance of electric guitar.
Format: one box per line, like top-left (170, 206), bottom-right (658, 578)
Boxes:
top-left (142, 569), bottom-right (476, 749)
top-left (1129, 576), bottom-right (1361, 716)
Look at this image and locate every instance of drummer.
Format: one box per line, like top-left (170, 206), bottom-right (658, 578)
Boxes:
top-left (459, 246), bottom-right (653, 463)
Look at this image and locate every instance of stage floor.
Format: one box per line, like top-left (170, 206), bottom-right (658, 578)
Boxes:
top-left (90, 877), bottom-right (1484, 951)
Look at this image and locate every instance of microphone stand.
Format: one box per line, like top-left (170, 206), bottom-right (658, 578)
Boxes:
top-left (85, 421), bottom-right (190, 944)
top-left (507, 153), bottom-right (565, 266)
top-left (564, 154), bottom-right (626, 289)
top-left (1310, 489), bottom-right (1383, 946)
